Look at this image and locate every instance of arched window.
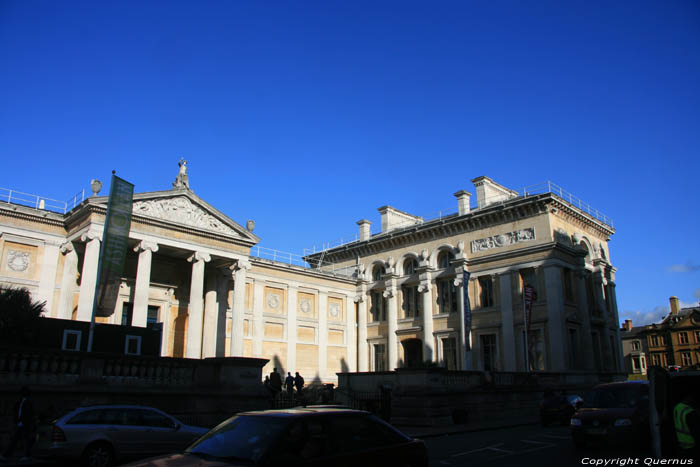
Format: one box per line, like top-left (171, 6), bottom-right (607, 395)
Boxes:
top-left (403, 258), bottom-right (418, 275)
top-left (372, 264), bottom-right (386, 282)
top-left (437, 250), bottom-right (455, 269)
top-left (580, 242), bottom-right (591, 263)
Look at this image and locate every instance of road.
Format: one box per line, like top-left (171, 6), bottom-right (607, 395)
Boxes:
top-left (424, 424), bottom-right (654, 467)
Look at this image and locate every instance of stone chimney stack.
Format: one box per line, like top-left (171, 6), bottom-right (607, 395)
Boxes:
top-left (357, 219), bottom-right (371, 241)
top-left (670, 296), bottom-right (680, 315)
top-left (623, 319), bottom-right (633, 331)
top-left (471, 176), bottom-right (519, 209)
top-left (454, 190), bottom-right (472, 216)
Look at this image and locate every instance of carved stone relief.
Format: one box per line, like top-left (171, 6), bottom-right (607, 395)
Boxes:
top-left (266, 293), bottom-right (281, 310)
top-left (471, 228), bottom-right (535, 253)
top-left (7, 251), bottom-right (30, 272)
top-left (132, 197), bottom-right (238, 237)
top-left (329, 302), bottom-right (340, 318)
top-left (299, 298), bottom-right (312, 314)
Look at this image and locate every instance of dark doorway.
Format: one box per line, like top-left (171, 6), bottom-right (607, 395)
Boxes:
top-left (402, 339), bottom-right (423, 368)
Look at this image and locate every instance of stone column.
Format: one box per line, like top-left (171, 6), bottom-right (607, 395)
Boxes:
top-left (608, 281), bottom-right (625, 371)
top-left (186, 252), bottom-right (211, 359)
top-left (418, 275), bottom-right (435, 362)
top-left (345, 294), bottom-right (356, 372)
top-left (318, 291), bottom-right (328, 380)
top-left (253, 281), bottom-right (264, 357)
top-left (384, 281), bottom-right (398, 370)
top-left (202, 271), bottom-right (218, 358)
top-left (575, 269), bottom-right (595, 370)
top-left (229, 259), bottom-right (251, 358)
top-left (214, 272), bottom-right (230, 357)
top-left (76, 231), bottom-right (101, 322)
top-left (132, 240), bottom-right (158, 328)
top-left (454, 271), bottom-right (471, 370)
top-left (37, 241), bottom-right (60, 316)
top-left (592, 270), bottom-right (612, 370)
top-left (354, 287), bottom-right (368, 371)
top-left (286, 286), bottom-right (298, 372)
top-left (544, 265), bottom-right (566, 371)
top-left (499, 273), bottom-right (516, 371)
top-left (57, 241), bottom-right (79, 319)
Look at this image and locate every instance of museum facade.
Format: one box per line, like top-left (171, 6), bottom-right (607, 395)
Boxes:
top-left (0, 166), bottom-right (623, 382)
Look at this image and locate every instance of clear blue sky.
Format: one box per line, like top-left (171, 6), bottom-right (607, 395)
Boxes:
top-left (2, 1), bottom-right (699, 327)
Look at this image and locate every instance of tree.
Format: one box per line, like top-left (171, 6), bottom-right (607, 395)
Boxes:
top-left (0, 286), bottom-right (46, 345)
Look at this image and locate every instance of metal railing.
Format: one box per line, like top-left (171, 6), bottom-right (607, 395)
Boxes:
top-left (0, 187), bottom-right (87, 214)
top-left (521, 181), bottom-right (614, 228)
top-left (250, 246), bottom-right (358, 278)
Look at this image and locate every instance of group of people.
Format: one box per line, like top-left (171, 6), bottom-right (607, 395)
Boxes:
top-left (263, 368), bottom-right (304, 400)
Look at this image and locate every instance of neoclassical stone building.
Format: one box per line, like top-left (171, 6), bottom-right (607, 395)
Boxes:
top-left (0, 167), bottom-right (622, 382)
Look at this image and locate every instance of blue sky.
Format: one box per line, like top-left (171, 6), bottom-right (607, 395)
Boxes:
top-left (1, 1), bottom-right (699, 327)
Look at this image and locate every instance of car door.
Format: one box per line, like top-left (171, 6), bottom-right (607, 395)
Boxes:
top-left (137, 408), bottom-right (187, 454)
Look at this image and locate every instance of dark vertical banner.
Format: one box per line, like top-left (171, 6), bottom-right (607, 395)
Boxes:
top-left (95, 174), bottom-right (134, 317)
top-left (463, 269), bottom-right (471, 351)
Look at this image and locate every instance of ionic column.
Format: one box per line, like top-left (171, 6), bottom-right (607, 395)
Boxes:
top-left (354, 288), bottom-right (368, 371)
top-left (76, 231), bottom-right (101, 322)
top-left (499, 273), bottom-right (516, 371)
top-left (544, 265), bottom-right (566, 371)
top-left (201, 271), bottom-right (218, 358)
top-left (454, 271), bottom-right (471, 370)
top-left (592, 270), bottom-right (612, 370)
top-left (186, 252), bottom-right (211, 359)
top-left (37, 241), bottom-right (60, 317)
top-left (229, 259), bottom-right (251, 358)
top-left (57, 241), bottom-right (79, 319)
top-left (252, 281), bottom-right (264, 357)
top-left (132, 240), bottom-right (158, 328)
top-left (318, 291), bottom-right (328, 380)
top-left (286, 286), bottom-right (298, 371)
top-left (344, 295), bottom-right (356, 372)
top-left (384, 281), bottom-right (398, 370)
top-left (418, 276), bottom-right (435, 362)
top-left (575, 269), bottom-right (595, 370)
top-left (214, 273), bottom-right (230, 357)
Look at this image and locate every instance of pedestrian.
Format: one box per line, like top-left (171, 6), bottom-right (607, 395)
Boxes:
top-left (0, 386), bottom-right (36, 462)
top-left (294, 372), bottom-right (305, 395)
top-left (673, 389), bottom-right (699, 459)
top-left (269, 368), bottom-right (282, 396)
top-left (285, 372), bottom-right (295, 397)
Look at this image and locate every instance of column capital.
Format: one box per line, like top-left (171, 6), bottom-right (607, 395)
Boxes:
top-left (353, 294), bottom-right (365, 303)
top-left (134, 240), bottom-right (159, 253)
top-left (188, 252), bottom-right (211, 263)
top-left (59, 241), bottom-right (75, 254)
top-left (417, 282), bottom-right (431, 293)
top-left (229, 258), bottom-right (251, 273)
top-left (80, 230), bottom-right (101, 243)
top-left (382, 289), bottom-right (394, 299)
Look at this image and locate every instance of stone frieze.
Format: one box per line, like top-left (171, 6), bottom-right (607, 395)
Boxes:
top-left (132, 197), bottom-right (238, 237)
top-left (471, 228), bottom-right (535, 253)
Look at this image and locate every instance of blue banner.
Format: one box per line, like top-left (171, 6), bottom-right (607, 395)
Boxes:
top-left (463, 269), bottom-right (471, 351)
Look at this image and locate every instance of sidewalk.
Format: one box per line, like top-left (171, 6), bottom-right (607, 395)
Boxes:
top-left (398, 415), bottom-right (540, 439)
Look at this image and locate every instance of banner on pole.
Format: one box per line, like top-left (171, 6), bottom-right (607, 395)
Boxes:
top-left (95, 175), bottom-right (134, 317)
top-left (463, 269), bottom-right (471, 351)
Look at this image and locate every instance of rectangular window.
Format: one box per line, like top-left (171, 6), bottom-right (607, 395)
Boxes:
top-left (632, 341), bottom-right (640, 351)
top-left (441, 337), bottom-right (457, 370)
top-left (679, 332), bottom-right (689, 345)
top-left (641, 357), bottom-right (646, 369)
top-left (631, 356), bottom-right (639, 371)
top-left (62, 330), bottom-right (82, 351)
top-left (519, 268), bottom-right (538, 299)
top-left (650, 335), bottom-right (659, 347)
top-left (125, 335), bottom-right (142, 355)
top-left (121, 302), bottom-right (133, 327)
top-left (479, 276), bottom-right (494, 308)
top-left (480, 334), bottom-right (496, 371)
top-left (401, 285), bottom-right (420, 318)
top-left (437, 279), bottom-right (457, 314)
top-left (370, 291), bottom-right (386, 322)
top-left (651, 354), bottom-right (661, 367)
top-left (681, 352), bottom-right (692, 367)
top-left (147, 305), bottom-right (160, 329)
top-left (373, 344), bottom-right (386, 372)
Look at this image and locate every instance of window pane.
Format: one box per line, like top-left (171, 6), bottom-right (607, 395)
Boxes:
top-left (67, 410), bottom-right (103, 425)
top-left (140, 410), bottom-right (174, 428)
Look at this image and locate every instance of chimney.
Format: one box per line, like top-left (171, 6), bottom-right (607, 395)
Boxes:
top-left (623, 319), bottom-right (633, 331)
top-left (670, 296), bottom-right (680, 315)
top-left (377, 206), bottom-right (422, 233)
top-left (471, 176), bottom-right (519, 209)
top-left (357, 219), bottom-right (371, 241)
top-left (454, 190), bottom-right (471, 216)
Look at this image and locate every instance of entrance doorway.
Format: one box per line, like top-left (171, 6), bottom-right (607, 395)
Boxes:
top-left (401, 339), bottom-right (423, 368)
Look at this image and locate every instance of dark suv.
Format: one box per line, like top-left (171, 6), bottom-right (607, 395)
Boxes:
top-left (570, 381), bottom-right (650, 448)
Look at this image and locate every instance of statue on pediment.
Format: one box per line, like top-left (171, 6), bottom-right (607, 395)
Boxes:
top-left (173, 158), bottom-right (190, 190)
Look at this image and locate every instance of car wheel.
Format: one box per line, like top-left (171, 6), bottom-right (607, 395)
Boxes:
top-left (82, 441), bottom-right (115, 467)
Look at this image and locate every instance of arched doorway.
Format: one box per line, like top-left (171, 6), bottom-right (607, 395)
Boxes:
top-left (402, 339), bottom-right (423, 368)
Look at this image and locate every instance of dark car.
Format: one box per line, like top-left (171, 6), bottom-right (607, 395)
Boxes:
top-left (123, 407), bottom-right (428, 467)
top-left (33, 405), bottom-right (208, 467)
top-left (540, 391), bottom-right (583, 426)
top-left (570, 381), bottom-right (650, 448)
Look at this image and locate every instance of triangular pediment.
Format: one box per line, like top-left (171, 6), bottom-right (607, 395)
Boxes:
top-left (91, 189), bottom-right (258, 243)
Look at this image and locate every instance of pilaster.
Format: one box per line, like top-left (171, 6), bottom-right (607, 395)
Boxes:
top-left (286, 285), bottom-right (298, 372)
top-left (229, 259), bottom-right (251, 358)
top-left (418, 271), bottom-right (435, 362)
top-left (345, 294), bottom-right (356, 372)
top-left (132, 240), bottom-right (158, 328)
top-left (37, 241), bottom-right (60, 317)
top-left (499, 272), bottom-right (516, 371)
top-left (544, 265), bottom-right (566, 371)
top-left (253, 281), bottom-right (264, 357)
top-left (57, 241), bottom-right (78, 320)
top-left (575, 269), bottom-right (595, 370)
top-left (318, 290), bottom-right (328, 380)
top-left (384, 279), bottom-right (398, 370)
top-left (186, 251), bottom-right (211, 359)
top-left (355, 284), bottom-right (368, 372)
top-left (76, 231), bottom-right (101, 322)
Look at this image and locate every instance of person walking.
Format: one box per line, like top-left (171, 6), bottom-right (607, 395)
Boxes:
top-left (0, 386), bottom-right (36, 462)
top-left (269, 368), bottom-right (282, 397)
top-left (674, 390), bottom-right (699, 459)
top-left (285, 372), bottom-right (295, 398)
top-left (294, 372), bottom-right (305, 402)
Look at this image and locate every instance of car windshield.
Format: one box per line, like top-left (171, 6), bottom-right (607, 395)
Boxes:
top-left (185, 415), bottom-right (289, 464)
top-left (583, 385), bottom-right (644, 409)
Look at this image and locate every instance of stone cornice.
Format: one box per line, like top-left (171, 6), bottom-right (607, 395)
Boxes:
top-left (249, 257), bottom-right (357, 286)
top-left (0, 203), bottom-right (66, 228)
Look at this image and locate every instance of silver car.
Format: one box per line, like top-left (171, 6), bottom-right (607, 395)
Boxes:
top-left (34, 405), bottom-right (208, 467)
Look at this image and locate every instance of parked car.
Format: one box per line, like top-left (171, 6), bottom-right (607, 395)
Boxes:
top-left (570, 381), bottom-right (650, 448)
top-left (540, 391), bottom-right (583, 426)
top-left (123, 407), bottom-right (428, 467)
top-left (34, 405), bottom-right (208, 467)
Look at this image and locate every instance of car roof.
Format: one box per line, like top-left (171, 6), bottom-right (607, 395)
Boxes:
top-left (593, 381), bottom-right (649, 389)
top-left (236, 407), bottom-right (370, 417)
top-left (68, 405), bottom-right (166, 411)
